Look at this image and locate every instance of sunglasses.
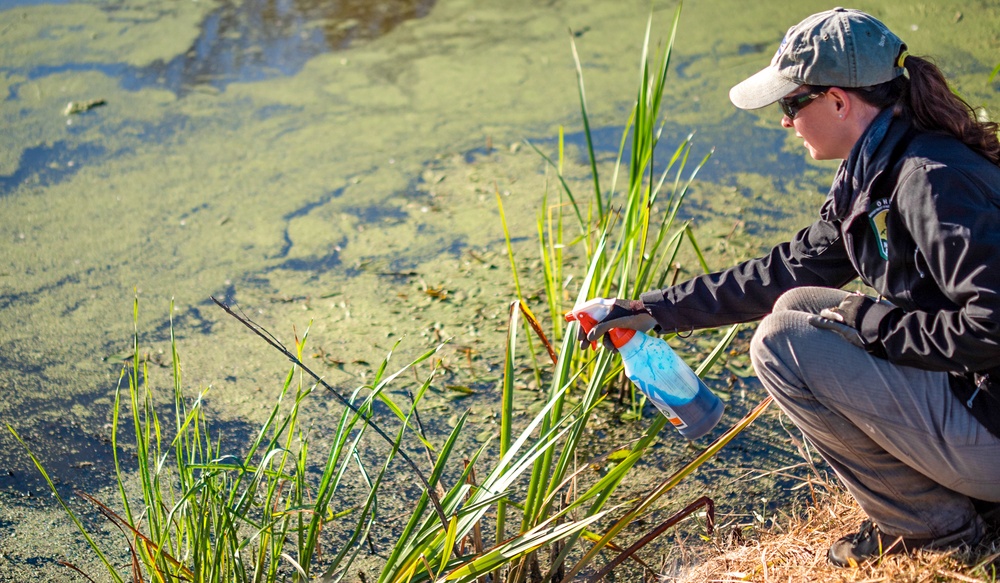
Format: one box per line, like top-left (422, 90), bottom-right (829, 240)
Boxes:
top-left (778, 87), bottom-right (829, 119)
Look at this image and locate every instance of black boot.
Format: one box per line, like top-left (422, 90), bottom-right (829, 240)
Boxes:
top-left (828, 516), bottom-right (984, 568)
top-left (972, 498), bottom-right (1000, 528)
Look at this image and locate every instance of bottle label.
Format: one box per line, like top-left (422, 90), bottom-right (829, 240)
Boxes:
top-left (656, 403), bottom-right (687, 429)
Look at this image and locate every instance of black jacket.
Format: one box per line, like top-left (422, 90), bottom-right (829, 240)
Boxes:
top-left (640, 117), bottom-right (1000, 436)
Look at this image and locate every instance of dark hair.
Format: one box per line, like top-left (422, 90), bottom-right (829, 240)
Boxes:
top-left (850, 55), bottom-right (1000, 165)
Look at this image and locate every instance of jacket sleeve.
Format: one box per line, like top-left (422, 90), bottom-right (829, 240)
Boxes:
top-left (862, 164), bottom-right (1000, 372)
top-left (640, 208), bottom-right (857, 331)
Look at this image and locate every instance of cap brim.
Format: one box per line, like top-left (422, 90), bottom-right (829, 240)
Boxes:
top-left (729, 66), bottom-right (801, 110)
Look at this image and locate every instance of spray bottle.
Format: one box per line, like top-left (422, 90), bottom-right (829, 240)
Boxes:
top-left (566, 298), bottom-right (724, 440)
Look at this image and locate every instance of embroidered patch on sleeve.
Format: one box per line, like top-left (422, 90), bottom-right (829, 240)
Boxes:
top-left (867, 199), bottom-right (891, 260)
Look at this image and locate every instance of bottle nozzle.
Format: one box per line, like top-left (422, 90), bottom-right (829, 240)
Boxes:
top-left (565, 306), bottom-right (601, 349)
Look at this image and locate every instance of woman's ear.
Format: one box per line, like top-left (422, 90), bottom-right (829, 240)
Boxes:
top-left (827, 87), bottom-right (850, 118)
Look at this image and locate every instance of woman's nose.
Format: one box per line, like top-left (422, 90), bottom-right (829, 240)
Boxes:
top-left (781, 115), bottom-right (793, 128)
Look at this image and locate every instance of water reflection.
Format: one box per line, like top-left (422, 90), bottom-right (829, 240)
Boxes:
top-left (124, 0), bottom-right (435, 95)
top-left (2, 0), bottom-right (435, 194)
top-left (8, 0), bottom-right (435, 95)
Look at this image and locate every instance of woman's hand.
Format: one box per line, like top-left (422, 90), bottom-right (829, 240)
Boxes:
top-left (807, 292), bottom-right (891, 356)
top-left (576, 298), bottom-right (658, 350)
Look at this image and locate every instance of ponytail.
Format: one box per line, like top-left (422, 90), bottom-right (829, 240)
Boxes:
top-left (851, 55), bottom-right (1000, 165)
top-left (900, 55), bottom-right (1000, 165)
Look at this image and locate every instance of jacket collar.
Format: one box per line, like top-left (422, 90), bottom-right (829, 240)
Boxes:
top-left (822, 112), bottom-right (912, 223)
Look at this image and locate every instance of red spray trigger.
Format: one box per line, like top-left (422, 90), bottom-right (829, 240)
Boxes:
top-left (565, 309), bottom-right (600, 349)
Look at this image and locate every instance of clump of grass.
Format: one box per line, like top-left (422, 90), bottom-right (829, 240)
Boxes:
top-left (10, 294), bottom-right (445, 582)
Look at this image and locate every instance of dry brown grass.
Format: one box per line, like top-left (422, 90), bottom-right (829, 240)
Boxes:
top-left (670, 486), bottom-right (1000, 583)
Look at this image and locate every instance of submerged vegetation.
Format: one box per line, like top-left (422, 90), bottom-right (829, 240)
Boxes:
top-left (9, 4), bottom-right (804, 582)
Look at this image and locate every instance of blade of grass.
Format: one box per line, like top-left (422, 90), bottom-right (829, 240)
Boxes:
top-left (569, 32), bottom-right (604, 222)
top-left (496, 187), bottom-right (547, 397)
top-left (496, 300), bottom-right (518, 547)
top-left (445, 509), bottom-right (612, 582)
top-left (7, 426), bottom-right (126, 583)
top-left (323, 403), bottom-right (431, 582)
top-left (379, 410), bottom-right (481, 582)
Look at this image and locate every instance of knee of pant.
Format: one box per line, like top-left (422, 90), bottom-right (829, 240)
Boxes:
top-left (772, 286), bottom-right (831, 314)
top-left (749, 312), bottom-right (790, 365)
top-left (749, 312), bottom-right (808, 398)
top-left (772, 288), bottom-right (809, 314)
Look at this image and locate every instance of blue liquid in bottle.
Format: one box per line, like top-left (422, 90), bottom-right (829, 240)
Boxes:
top-left (617, 332), bottom-right (724, 440)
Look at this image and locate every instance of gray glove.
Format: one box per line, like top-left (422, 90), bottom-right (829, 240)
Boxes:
top-left (808, 311), bottom-right (864, 348)
top-left (807, 293), bottom-right (875, 349)
top-left (577, 298), bottom-right (658, 351)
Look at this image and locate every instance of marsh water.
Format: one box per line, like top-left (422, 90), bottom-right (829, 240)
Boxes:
top-left (2, 0), bottom-right (998, 578)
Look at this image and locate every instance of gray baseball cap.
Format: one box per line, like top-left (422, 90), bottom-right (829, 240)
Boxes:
top-left (730, 7), bottom-right (906, 110)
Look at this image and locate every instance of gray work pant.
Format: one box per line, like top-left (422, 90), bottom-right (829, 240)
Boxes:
top-left (750, 287), bottom-right (1000, 538)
